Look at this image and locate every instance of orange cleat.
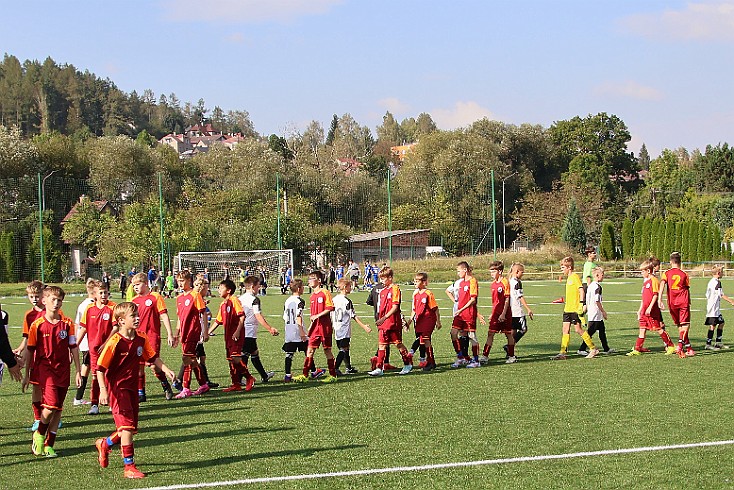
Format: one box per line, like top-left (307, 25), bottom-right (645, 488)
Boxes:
top-left (124, 464), bottom-right (145, 479)
top-left (95, 438), bottom-right (110, 468)
top-left (222, 384), bottom-right (242, 392)
top-left (244, 375), bottom-right (255, 392)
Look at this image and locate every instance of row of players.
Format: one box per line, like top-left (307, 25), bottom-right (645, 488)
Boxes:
top-left (9, 251), bottom-right (732, 478)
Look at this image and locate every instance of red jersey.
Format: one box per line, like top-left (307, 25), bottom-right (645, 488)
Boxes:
top-left (97, 332), bottom-right (156, 393)
top-left (22, 308), bottom-right (45, 338)
top-left (308, 288), bottom-right (334, 336)
top-left (215, 295), bottom-right (245, 339)
top-left (491, 278), bottom-right (510, 319)
top-left (378, 283), bottom-right (402, 330)
top-left (132, 292), bottom-right (167, 344)
top-left (27, 315), bottom-right (77, 387)
top-left (661, 268), bottom-right (690, 308)
top-left (80, 301), bottom-right (118, 350)
top-left (176, 290), bottom-right (206, 343)
top-left (641, 276), bottom-right (661, 317)
top-left (457, 277), bottom-right (478, 322)
top-left (413, 289), bottom-right (438, 332)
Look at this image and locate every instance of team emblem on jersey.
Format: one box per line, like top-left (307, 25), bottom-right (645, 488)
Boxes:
top-left (58, 330), bottom-right (68, 340)
top-left (137, 346), bottom-right (143, 357)
top-left (226, 306), bottom-right (231, 313)
top-left (102, 313), bottom-right (110, 321)
top-left (318, 297), bottom-right (323, 303)
top-left (185, 299), bottom-right (191, 307)
top-left (145, 299), bottom-right (153, 307)
top-left (645, 283), bottom-right (651, 289)
top-left (464, 286), bottom-right (469, 291)
top-left (422, 298), bottom-right (427, 304)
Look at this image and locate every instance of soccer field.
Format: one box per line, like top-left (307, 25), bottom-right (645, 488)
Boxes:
top-left (1, 277), bottom-right (733, 489)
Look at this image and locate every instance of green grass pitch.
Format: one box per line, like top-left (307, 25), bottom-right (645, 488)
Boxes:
top-left (1, 277), bottom-right (733, 489)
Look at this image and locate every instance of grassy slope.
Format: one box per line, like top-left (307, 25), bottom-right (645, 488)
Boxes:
top-left (0, 277), bottom-right (733, 489)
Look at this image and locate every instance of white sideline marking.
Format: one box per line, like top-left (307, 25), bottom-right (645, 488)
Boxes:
top-left (141, 439), bottom-right (734, 490)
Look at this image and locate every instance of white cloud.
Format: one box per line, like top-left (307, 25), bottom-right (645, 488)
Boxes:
top-left (621, 2), bottom-right (734, 42)
top-left (161, 0), bottom-right (343, 24)
top-left (431, 101), bottom-right (494, 129)
top-left (593, 80), bottom-right (664, 101)
top-left (377, 97), bottom-right (411, 114)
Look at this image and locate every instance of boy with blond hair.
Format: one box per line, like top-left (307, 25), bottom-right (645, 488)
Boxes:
top-left (281, 279), bottom-right (314, 382)
top-left (238, 275), bottom-right (279, 383)
top-left (503, 263), bottom-right (534, 356)
top-left (294, 271), bottom-right (337, 382)
top-left (28, 286), bottom-right (81, 458)
top-left (77, 280), bottom-right (118, 414)
top-left (72, 278), bottom-right (96, 406)
top-left (450, 261), bottom-right (479, 368)
top-left (131, 273), bottom-right (175, 401)
top-left (172, 270), bottom-right (210, 398)
top-left (704, 265), bottom-right (734, 350)
top-left (16, 280), bottom-right (48, 430)
top-left (627, 260), bottom-right (677, 356)
top-left (406, 272), bottom-right (441, 371)
top-left (552, 257), bottom-right (599, 360)
top-left (95, 302), bottom-right (175, 478)
top-left (333, 278), bottom-right (372, 375)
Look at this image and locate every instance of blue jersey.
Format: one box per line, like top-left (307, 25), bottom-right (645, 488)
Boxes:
top-left (337, 266), bottom-right (345, 280)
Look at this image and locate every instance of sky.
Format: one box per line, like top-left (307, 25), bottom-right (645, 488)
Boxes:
top-left (3, 0), bottom-right (734, 158)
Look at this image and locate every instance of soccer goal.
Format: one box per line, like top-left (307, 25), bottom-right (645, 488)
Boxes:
top-left (174, 249), bottom-right (293, 286)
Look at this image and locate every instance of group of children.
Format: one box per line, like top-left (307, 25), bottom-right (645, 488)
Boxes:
top-left (6, 250), bottom-right (733, 479)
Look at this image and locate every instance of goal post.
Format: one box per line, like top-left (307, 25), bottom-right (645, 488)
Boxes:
top-left (174, 249), bottom-right (293, 287)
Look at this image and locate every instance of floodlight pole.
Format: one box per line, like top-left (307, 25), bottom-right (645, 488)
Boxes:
top-left (276, 174), bottom-right (282, 250)
top-left (491, 170), bottom-right (497, 260)
top-left (37, 173), bottom-right (45, 283)
top-left (387, 165), bottom-right (393, 264)
top-left (158, 172), bottom-right (165, 274)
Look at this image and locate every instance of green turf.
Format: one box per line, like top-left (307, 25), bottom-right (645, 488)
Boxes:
top-left (1, 277), bottom-right (733, 489)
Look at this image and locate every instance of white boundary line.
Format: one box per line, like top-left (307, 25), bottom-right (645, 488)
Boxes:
top-left (141, 439), bottom-right (734, 490)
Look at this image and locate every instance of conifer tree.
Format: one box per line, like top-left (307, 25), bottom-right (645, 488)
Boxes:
top-left (621, 218), bottom-right (633, 259)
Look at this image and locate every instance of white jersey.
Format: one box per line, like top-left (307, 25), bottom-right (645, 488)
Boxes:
top-left (586, 281), bottom-right (604, 322)
top-left (238, 292), bottom-right (262, 338)
top-left (706, 277), bottom-right (723, 318)
top-left (283, 295), bottom-right (306, 343)
top-left (509, 277), bottom-right (525, 318)
top-left (447, 279), bottom-right (462, 314)
top-left (76, 297), bottom-right (94, 351)
top-left (332, 294), bottom-right (356, 340)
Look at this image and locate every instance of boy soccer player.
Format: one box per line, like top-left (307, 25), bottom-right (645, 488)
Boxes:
top-left (502, 263), bottom-right (534, 356)
top-left (172, 270), bottom-right (210, 398)
top-left (210, 279), bottom-right (255, 391)
top-left (552, 257), bottom-right (599, 360)
top-left (368, 266), bottom-right (414, 376)
top-left (627, 260), bottom-right (677, 356)
top-left (294, 271), bottom-right (337, 382)
top-left (450, 262), bottom-right (478, 368)
top-left (192, 275), bottom-right (217, 388)
top-left (77, 280), bottom-right (118, 414)
top-left (480, 261), bottom-right (517, 364)
top-left (282, 279), bottom-right (313, 382)
top-left (238, 276), bottom-right (279, 383)
top-left (131, 273), bottom-right (175, 401)
top-left (580, 247), bottom-right (597, 328)
top-left (406, 272), bottom-right (441, 371)
top-left (28, 286), bottom-right (81, 458)
top-left (704, 265), bottom-right (734, 350)
top-left (16, 280), bottom-right (48, 430)
top-left (333, 278), bottom-right (372, 375)
top-left (72, 279), bottom-right (95, 406)
top-left (660, 252), bottom-right (694, 357)
top-left (95, 302), bottom-right (175, 479)
top-left (578, 267), bottom-right (613, 354)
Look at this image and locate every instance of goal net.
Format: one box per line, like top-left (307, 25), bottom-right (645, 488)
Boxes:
top-left (174, 249), bottom-right (293, 287)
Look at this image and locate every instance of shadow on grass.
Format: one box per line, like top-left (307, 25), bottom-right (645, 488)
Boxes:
top-left (142, 443), bottom-right (368, 476)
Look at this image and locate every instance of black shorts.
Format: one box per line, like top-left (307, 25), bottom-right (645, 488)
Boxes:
top-left (350, 275), bottom-right (359, 282)
top-left (563, 312), bottom-right (581, 325)
top-left (705, 315), bottom-right (725, 326)
top-left (81, 351), bottom-right (90, 366)
top-left (195, 343), bottom-right (206, 357)
top-left (511, 316), bottom-right (528, 333)
top-left (336, 338), bottom-right (351, 349)
top-left (282, 341), bottom-right (308, 353)
top-left (588, 320), bottom-right (605, 330)
top-left (243, 337), bottom-right (259, 354)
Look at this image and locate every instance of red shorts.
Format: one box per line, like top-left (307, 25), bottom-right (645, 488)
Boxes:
top-left (143, 336), bottom-right (162, 366)
top-left (225, 341), bottom-right (244, 360)
top-left (640, 315), bottom-right (662, 331)
top-left (89, 350), bottom-right (100, 372)
top-left (668, 305), bottom-right (690, 326)
top-left (40, 377), bottom-right (69, 411)
top-left (489, 315), bottom-right (513, 334)
top-left (181, 340), bottom-right (199, 357)
top-left (110, 388), bottom-right (139, 433)
top-left (308, 326), bottom-right (333, 349)
top-left (379, 328), bottom-right (403, 345)
top-left (452, 316), bottom-right (476, 332)
top-left (414, 320), bottom-right (435, 336)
